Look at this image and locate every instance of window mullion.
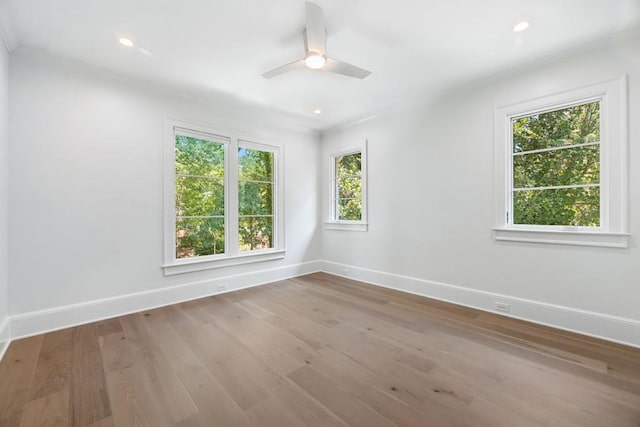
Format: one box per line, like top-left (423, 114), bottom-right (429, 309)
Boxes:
top-left (176, 173), bottom-right (224, 181)
top-left (599, 96), bottom-right (609, 231)
top-left (513, 141), bottom-right (600, 156)
top-left (331, 161), bottom-right (340, 221)
top-left (513, 183), bottom-right (600, 192)
top-left (227, 137), bottom-right (239, 256)
top-left (507, 127), bottom-right (515, 226)
top-left (165, 122), bottom-right (178, 264)
top-left (360, 139), bottom-right (368, 223)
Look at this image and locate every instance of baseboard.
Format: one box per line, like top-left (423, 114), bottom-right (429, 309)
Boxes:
top-left (320, 260), bottom-right (640, 349)
top-left (0, 316), bottom-right (10, 362)
top-left (10, 260), bottom-right (322, 340)
top-left (8, 259), bottom-right (640, 349)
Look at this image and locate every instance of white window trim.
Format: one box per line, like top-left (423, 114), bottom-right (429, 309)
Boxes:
top-left (493, 76), bottom-right (629, 248)
top-left (163, 119), bottom-right (285, 275)
top-left (325, 141), bottom-right (368, 231)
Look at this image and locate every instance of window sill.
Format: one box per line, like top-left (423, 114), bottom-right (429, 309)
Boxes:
top-left (493, 228), bottom-right (629, 248)
top-left (163, 249), bottom-right (285, 276)
top-left (325, 221), bottom-right (368, 232)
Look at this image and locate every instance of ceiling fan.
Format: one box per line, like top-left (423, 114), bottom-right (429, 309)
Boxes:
top-left (262, 1), bottom-right (371, 79)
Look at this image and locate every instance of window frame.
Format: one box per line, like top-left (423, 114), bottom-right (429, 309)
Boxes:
top-left (163, 119), bottom-right (285, 275)
top-left (325, 141), bottom-right (368, 232)
top-left (236, 139), bottom-right (283, 253)
top-left (493, 77), bottom-right (628, 248)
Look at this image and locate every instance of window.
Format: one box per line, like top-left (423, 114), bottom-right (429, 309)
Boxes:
top-left (511, 101), bottom-right (601, 227)
top-left (164, 121), bottom-right (284, 275)
top-left (334, 152), bottom-right (362, 221)
top-left (175, 132), bottom-right (227, 258)
top-left (493, 77), bottom-right (628, 247)
top-left (238, 142), bottom-right (276, 251)
top-left (326, 143), bottom-right (368, 231)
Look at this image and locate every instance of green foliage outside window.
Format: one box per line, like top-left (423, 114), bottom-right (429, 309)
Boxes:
top-left (175, 137), bottom-right (276, 257)
top-left (175, 135), bottom-right (225, 258)
top-left (512, 101), bottom-right (600, 226)
top-left (335, 153), bottom-right (362, 220)
top-left (238, 148), bottom-right (274, 251)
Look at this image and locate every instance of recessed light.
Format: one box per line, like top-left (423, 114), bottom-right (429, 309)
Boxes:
top-left (313, 108), bottom-right (323, 115)
top-left (512, 21), bottom-right (529, 33)
top-left (118, 37), bottom-right (134, 47)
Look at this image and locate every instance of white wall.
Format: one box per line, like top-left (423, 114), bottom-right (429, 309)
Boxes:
top-left (0, 38), bottom-right (9, 350)
top-left (6, 35), bottom-right (640, 346)
top-left (321, 35), bottom-right (640, 342)
top-left (8, 48), bottom-right (321, 330)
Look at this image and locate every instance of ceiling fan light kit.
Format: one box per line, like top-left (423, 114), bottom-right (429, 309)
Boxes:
top-left (263, 1), bottom-right (371, 79)
top-left (304, 52), bottom-right (325, 69)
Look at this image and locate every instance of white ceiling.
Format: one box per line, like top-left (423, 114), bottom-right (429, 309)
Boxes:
top-left (2, 0), bottom-right (640, 130)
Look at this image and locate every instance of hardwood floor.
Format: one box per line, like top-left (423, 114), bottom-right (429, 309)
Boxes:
top-left (1, 272), bottom-right (639, 426)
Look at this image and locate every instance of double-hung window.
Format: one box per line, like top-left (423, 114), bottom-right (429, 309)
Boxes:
top-left (238, 142), bottom-right (277, 251)
top-left (493, 77), bottom-right (628, 247)
top-left (164, 120), bottom-right (284, 275)
top-left (326, 143), bottom-right (368, 231)
top-left (174, 130), bottom-right (227, 258)
top-left (511, 100), bottom-right (601, 227)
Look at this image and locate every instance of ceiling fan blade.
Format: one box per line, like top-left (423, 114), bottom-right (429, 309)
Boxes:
top-left (262, 60), bottom-right (305, 79)
top-left (305, 1), bottom-right (326, 55)
top-left (324, 58), bottom-right (371, 79)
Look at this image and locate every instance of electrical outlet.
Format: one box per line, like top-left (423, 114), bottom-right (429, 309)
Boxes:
top-left (217, 283), bottom-right (227, 292)
top-left (495, 302), bottom-right (510, 313)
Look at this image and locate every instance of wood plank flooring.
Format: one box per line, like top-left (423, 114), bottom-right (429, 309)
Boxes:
top-left (1, 272), bottom-right (639, 426)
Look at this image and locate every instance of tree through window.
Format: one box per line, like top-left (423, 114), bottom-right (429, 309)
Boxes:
top-left (493, 77), bottom-right (628, 247)
top-left (333, 152), bottom-right (362, 221)
top-left (165, 122), bottom-right (284, 273)
top-left (238, 147), bottom-right (274, 251)
top-left (511, 101), bottom-right (601, 226)
top-left (175, 133), bottom-right (226, 258)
